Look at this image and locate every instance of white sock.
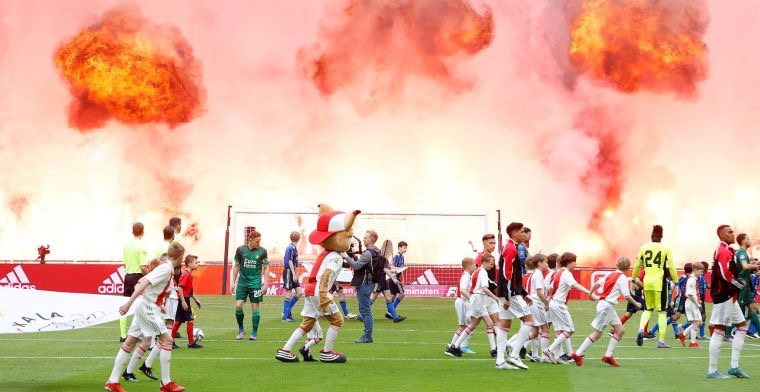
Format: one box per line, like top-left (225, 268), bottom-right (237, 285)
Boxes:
top-left (159, 341), bottom-right (172, 385)
top-left (495, 326), bottom-right (508, 362)
top-left (683, 324), bottom-right (694, 342)
top-left (453, 327), bottom-right (472, 348)
top-left (605, 334), bottom-right (620, 357)
top-left (108, 345), bottom-right (131, 383)
top-left (530, 338), bottom-right (539, 357)
top-left (549, 332), bottom-right (569, 354)
top-left (487, 327), bottom-right (496, 351)
top-left (509, 323), bottom-right (532, 358)
top-left (126, 346), bottom-right (146, 373)
top-left (323, 325), bottom-right (340, 352)
top-left (708, 330), bottom-right (723, 373)
top-left (283, 327), bottom-right (306, 351)
top-left (576, 336), bottom-right (595, 356)
top-left (731, 328), bottom-right (747, 368)
top-left (540, 333), bottom-right (549, 358)
top-left (564, 337), bottom-right (573, 354)
top-left (450, 331), bottom-right (461, 346)
top-left (463, 331), bottom-right (473, 347)
top-left (304, 338), bottom-right (320, 350)
top-left (145, 344), bottom-right (160, 368)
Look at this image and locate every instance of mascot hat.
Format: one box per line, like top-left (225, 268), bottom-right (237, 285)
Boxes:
top-left (309, 210), bottom-right (357, 245)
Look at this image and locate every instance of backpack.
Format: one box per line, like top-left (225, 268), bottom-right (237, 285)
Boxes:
top-left (367, 248), bottom-right (387, 284)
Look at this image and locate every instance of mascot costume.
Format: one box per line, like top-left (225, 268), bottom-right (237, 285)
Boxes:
top-left (275, 204), bottom-right (360, 363)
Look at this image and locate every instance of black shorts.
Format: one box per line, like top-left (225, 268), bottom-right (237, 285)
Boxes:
top-left (374, 278), bottom-right (389, 293)
top-left (675, 294), bottom-right (686, 315)
top-left (388, 278), bottom-right (404, 296)
top-left (627, 294), bottom-right (645, 314)
top-left (660, 290), bottom-right (675, 317)
top-left (700, 300), bottom-right (706, 317)
top-left (282, 269), bottom-right (300, 290)
top-left (175, 299), bottom-right (194, 323)
top-left (124, 273), bottom-right (143, 297)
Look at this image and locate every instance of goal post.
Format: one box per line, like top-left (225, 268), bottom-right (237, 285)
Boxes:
top-left (226, 209), bottom-right (489, 295)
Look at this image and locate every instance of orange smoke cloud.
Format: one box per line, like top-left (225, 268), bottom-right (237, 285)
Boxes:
top-left (7, 195), bottom-right (29, 221)
top-left (567, 0), bottom-right (709, 96)
top-left (302, 0), bottom-right (493, 97)
top-left (54, 5), bottom-right (205, 131)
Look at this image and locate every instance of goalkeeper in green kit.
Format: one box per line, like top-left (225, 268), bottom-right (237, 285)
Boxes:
top-left (232, 230), bottom-right (270, 340)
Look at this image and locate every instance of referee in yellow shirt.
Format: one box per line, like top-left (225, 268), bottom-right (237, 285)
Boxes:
top-left (120, 222), bottom-right (149, 341)
top-left (631, 225), bottom-right (678, 348)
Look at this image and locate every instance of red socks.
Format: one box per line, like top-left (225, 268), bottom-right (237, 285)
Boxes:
top-left (187, 321), bottom-right (194, 345)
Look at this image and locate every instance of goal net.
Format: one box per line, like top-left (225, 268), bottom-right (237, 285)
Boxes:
top-left (229, 209), bottom-right (489, 294)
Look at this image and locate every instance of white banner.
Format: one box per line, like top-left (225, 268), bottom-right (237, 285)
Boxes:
top-left (0, 287), bottom-right (133, 333)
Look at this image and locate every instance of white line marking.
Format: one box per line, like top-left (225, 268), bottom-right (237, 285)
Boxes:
top-left (2, 354), bottom-right (760, 361)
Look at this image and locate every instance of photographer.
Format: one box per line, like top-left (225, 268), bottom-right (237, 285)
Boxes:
top-left (345, 230), bottom-right (379, 343)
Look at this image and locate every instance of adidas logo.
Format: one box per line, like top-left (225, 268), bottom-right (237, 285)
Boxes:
top-left (98, 266), bottom-right (126, 294)
top-left (0, 265), bottom-right (36, 289)
top-left (411, 269), bottom-right (438, 285)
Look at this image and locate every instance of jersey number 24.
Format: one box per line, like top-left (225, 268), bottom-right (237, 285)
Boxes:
top-left (642, 250), bottom-right (666, 268)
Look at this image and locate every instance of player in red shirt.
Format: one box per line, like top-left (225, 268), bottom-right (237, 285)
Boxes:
top-left (707, 225), bottom-right (749, 379)
top-left (172, 255), bottom-right (203, 348)
top-left (495, 222), bottom-right (534, 370)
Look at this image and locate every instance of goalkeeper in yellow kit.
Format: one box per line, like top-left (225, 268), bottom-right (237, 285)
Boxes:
top-left (631, 225), bottom-right (678, 348)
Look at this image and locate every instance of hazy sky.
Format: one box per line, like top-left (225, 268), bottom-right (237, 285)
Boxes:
top-left (1, 0), bottom-right (759, 264)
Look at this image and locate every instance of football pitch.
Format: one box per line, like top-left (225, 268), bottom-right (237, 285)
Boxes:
top-left (0, 297), bottom-right (755, 391)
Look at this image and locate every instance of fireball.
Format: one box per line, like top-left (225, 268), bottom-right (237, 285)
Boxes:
top-left (567, 0), bottom-right (708, 96)
top-left (54, 6), bottom-right (205, 130)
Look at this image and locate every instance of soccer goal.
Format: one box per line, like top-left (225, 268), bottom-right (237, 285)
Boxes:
top-left (224, 209), bottom-right (491, 295)
top-left (229, 209), bottom-right (489, 266)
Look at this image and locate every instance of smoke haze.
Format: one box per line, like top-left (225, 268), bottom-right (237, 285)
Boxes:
top-left (1, 0), bottom-right (759, 264)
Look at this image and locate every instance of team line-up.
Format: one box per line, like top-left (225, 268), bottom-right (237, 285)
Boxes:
top-left (103, 215), bottom-right (757, 392)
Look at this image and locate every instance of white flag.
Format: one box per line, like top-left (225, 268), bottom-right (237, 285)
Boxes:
top-left (0, 287), bottom-right (133, 333)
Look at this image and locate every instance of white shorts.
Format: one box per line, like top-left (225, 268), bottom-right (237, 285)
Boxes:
top-left (529, 299), bottom-right (549, 326)
top-left (301, 296), bottom-right (340, 319)
top-left (499, 296), bottom-right (531, 320)
top-left (685, 300), bottom-right (701, 322)
top-left (163, 298), bottom-right (178, 321)
top-left (455, 298), bottom-right (471, 325)
top-left (548, 300), bottom-right (575, 332)
top-left (590, 301), bottom-right (621, 331)
top-left (470, 295), bottom-right (498, 318)
top-left (128, 298), bottom-right (168, 338)
top-left (307, 322), bottom-right (323, 340)
top-left (709, 300), bottom-right (745, 327)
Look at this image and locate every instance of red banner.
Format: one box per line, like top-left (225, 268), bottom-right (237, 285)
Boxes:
top-left (0, 263), bottom-right (716, 301)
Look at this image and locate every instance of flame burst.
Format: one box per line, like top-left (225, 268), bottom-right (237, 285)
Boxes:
top-left (567, 0), bottom-right (709, 96)
top-left (54, 6), bottom-right (205, 130)
top-left (303, 0), bottom-right (493, 97)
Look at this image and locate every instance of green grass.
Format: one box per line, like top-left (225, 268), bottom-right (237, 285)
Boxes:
top-left (0, 297), bottom-right (755, 391)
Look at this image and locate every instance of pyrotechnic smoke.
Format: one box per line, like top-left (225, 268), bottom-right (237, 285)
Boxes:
top-left (300, 0), bottom-right (493, 105)
top-left (0, 0), bottom-right (759, 265)
top-left (54, 4), bottom-right (205, 130)
top-left (567, 0), bottom-right (709, 97)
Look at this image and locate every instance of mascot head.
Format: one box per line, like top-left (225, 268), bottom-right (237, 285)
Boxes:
top-left (308, 204), bottom-right (361, 252)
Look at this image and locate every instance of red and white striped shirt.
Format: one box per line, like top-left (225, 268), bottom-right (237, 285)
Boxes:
top-left (304, 251), bottom-right (343, 297)
top-left (457, 271), bottom-right (472, 298)
top-left (529, 270), bottom-right (546, 301)
top-left (550, 268), bottom-right (578, 303)
top-left (471, 267), bottom-right (489, 295)
top-left (599, 271), bottom-right (629, 304)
